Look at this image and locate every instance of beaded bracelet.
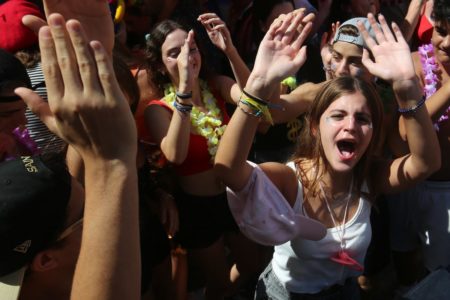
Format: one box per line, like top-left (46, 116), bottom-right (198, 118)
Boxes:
top-left (176, 91), bottom-right (193, 99)
top-left (398, 95), bottom-right (426, 114)
top-left (173, 100), bottom-right (193, 114)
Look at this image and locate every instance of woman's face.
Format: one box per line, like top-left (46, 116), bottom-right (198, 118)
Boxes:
top-left (432, 21), bottom-right (450, 67)
top-left (160, 29), bottom-right (201, 85)
top-left (318, 91), bottom-right (373, 173)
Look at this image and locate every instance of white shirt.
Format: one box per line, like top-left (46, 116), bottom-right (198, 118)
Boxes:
top-left (271, 162), bottom-right (372, 294)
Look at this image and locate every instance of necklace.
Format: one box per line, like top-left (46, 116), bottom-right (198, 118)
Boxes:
top-left (419, 43), bottom-right (450, 131)
top-left (319, 176), bottom-right (363, 271)
top-left (163, 80), bottom-right (227, 159)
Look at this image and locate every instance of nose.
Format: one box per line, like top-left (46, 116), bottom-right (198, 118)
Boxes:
top-left (335, 61), bottom-right (350, 77)
top-left (343, 116), bottom-right (357, 131)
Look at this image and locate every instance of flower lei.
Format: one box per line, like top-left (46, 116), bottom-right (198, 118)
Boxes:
top-left (4, 127), bottom-right (40, 161)
top-left (419, 43), bottom-right (450, 130)
top-left (163, 80), bottom-right (227, 159)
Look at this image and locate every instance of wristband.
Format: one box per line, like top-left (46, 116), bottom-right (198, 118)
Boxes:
top-left (176, 91), bottom-right (193, 99)
top-left (242, 89), bottom-right (269, 106)
top-left (173, 100), bottom-right (193, 114)
top-left (398, 95), bottom-right (426, 114)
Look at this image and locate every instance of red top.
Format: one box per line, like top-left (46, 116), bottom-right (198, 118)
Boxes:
top-left (136, 90), bottom-right (230, 176)
top-left (417, 14), bottom-right (433, 45)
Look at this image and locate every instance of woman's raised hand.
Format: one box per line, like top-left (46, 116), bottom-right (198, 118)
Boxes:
top-left (247, 11), bottom-right (312, 94)
top-left (177, 30), bottom-right (197, 96)
top-left (198, 13), bottom-right (233, 54)
top-left (359, 13), bottom-right (416, 85)
top-left (16, 13), bottom-right (136, 162)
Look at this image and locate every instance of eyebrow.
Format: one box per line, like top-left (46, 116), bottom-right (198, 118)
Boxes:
top-left (329, 109), bottom-right (371, 117)
top-left (332, 49), bottom-right (362, 60)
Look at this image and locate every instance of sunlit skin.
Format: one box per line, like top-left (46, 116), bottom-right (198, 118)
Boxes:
top-left (318, 92), bottom-right (373, 174)
top-left (160, 29), bottom-right (201, 87)
top-left (331, 41), bottom-right (374, 82)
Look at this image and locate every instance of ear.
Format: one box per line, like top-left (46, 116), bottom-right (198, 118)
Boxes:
top-left (29, 250), bottom-right (59, 272)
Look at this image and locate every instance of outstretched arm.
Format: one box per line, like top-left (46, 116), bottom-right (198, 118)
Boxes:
top-left (16, 14), bottom-right (140, 300)
top-left (359, 13), bottom-right (440, 194)
top-left (215, 12), bottom-right (312, 191)
top-left (199, 13), bottom-right (250, 89)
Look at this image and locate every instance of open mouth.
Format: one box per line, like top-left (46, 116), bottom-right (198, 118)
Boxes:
top-left (337, 140), bottom-right (356, 160)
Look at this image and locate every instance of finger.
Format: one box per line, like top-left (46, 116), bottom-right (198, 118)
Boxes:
top-left (391, 21), bottom-right (406, 44)
top-left (90, 41), bottom-right (123, 103)
top-left (281, 11), bottom-right (304, 45)
top-left (320, 32), bottom-right (329, 48)
top-left (361, 48), bottom-right (375, 72)
top-left (66, 20), bottom-right (102, 93)
top-left (292, 22), bottom-right (312, 51)
top-left (15, 87), bottom-right (57, 133)
top-left (303, 12), bottom-right (315, 24)
top-left (377, 14), bottom-right (395, 42)
top-left (293, 45), bottom-right (308, 68)
top-left (367, 13), bottom-right (385, 44)
top-left (22, 15), bottom-right (47, 36)
top-left (274, 13), bottom-right (294, 41)
top-left (47, 14), bottom-right (82, 92)
top-left (357, 19), bottom-right (378, 50)
top-left (197, 12), bottom-right (217, 21)
top-left (38, 25), bottom-right (64, 102)
top-left (265, 17), bottom-right (283, 41)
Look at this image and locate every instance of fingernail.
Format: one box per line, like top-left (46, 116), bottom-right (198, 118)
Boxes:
top-left (49, 16), bottom-right (63, 27)
top-left (40, 27), bottom-right (52, 38)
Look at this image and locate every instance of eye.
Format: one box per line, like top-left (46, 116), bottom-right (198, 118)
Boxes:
top-left (189, 47), bottom-right (198, 53)
top-left (168, 49), bottom-right (180, 58)
top-left (356, 115), bottom-right (372, 126)
top-left (331, 53), bottom-right (342, 62)
top-left (329, 114), bottom-right (344, 120)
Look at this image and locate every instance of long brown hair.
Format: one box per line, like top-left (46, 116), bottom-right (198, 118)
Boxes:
top-left (293, 77), bottom-right (383, 199)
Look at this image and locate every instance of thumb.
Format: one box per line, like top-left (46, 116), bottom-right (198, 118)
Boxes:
top-left (22, 15), bottom-right (47, 36)
top-left (15, 87), bottom-right (57, 133)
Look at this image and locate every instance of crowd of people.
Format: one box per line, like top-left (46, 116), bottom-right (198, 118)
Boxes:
top-left (0, 0), bottom-right (449, 299)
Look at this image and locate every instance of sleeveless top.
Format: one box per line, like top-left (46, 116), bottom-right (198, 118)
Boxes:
top-left (271, 162), bottom-right (372, 294)
top-left (137, 89), bottom-right (230, 176)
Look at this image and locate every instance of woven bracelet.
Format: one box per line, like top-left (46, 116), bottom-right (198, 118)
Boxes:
top-left (398, 95), bottom-right (426, 114)
top-left (173, 100), bottom-right (192, 114)
top-left (176, 91), bottom-right (193, 99)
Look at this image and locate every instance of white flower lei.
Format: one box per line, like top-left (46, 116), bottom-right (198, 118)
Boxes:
top-left (163, 80), bottom-right (227, 158)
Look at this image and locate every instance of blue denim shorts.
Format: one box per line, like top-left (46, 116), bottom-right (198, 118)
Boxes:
top-left (255, 263), bottom-right (360, 300)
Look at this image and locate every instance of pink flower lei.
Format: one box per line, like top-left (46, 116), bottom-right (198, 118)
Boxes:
top-left (419, 43), bottom-right (450, 131)
top-left (4, 127), bottom-right (40, 161)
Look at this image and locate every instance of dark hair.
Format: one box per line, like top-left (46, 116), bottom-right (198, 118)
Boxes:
top-left (432, 0), bottom-right (450, 24)
top-left (145, 19), bottom-right (210, 93)
top-left (293, 77), bottom-right (383, 198)
top-left (235, 0), bottom-right (294, 65)
top-left (0, 49), bottom-right (31, 97)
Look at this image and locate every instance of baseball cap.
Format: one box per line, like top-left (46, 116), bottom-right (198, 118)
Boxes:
top-left (226, 162), bottom-right (327, 246)
top-left (0, 155), bottom-right (71, 299)
top-left (0, 48), bottom-right (31, 99)
top-left (0, 0), bottom-right (43, 53)
top-left (333, 17), bottom-right (379, 49)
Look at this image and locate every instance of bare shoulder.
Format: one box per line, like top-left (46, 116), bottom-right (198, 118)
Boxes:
top-left (260, 162), bottom-right (298, 206)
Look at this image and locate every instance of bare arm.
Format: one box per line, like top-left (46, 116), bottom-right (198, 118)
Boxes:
top-left (358, 14), bottom-right (440, 194)
top-left (17, 14), bottom-right (140, 300)
top-left (215, 12), bottom-right (312, 191)
top-left (198, 13), bottom-right (250, 88)
top-left (400, 0), bottom-right (426, 43)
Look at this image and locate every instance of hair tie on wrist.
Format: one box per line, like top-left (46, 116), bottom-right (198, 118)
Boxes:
top-left (398, 95), bottom-right (426, 115)
top-left (176, 91), bottom-right (193, 99)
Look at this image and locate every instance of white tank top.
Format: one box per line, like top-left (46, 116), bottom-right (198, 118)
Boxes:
top-left (271, 162), bottom-right (372, 294)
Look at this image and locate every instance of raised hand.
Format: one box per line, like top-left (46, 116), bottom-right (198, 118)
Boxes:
top-left (177, 30), bottom-right (198, 96)
top-left (16, 13), bottom-right (136, 161)
top-left (359, 13), bottom-right (416, 84)
top-left (320, 21), bottom-right (340, 77)
top-left (198, 13), bottom-right (233, 54)
top-left (250, 11), bottom-right (312, 89)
